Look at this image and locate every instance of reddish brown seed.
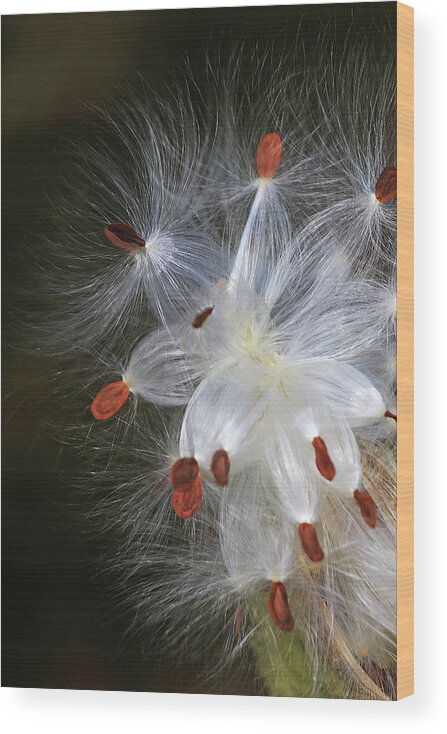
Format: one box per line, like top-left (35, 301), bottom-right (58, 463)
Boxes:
top-left (192, 306), bottom-right (214, 329)
top-left (104, 223), bottom-right (146, 253)
top-left (312, 436), bottom-right (336, 481)
top-left (267, 581), bottom-right (295, 632)
top-left (211, 449), bottom-right (230, 486)
top-left (375, 166), bottom-right (397, 204)
top-left (353, 489), bottom-right (377, 528)
top-left (384, 410), bottom-right (397, 422)
top-left (170, 457), bottom-right (199, 491)
top-left (172, 476), bottom-right (202, 519)
top-left (91, 381), bottom-right (130, 421)
top-left (233, 604), bottom-right (244, 637)
top-left (256, 133), bottom-right (282, 178)
top-left (298, 523), bottom-right (324, 563)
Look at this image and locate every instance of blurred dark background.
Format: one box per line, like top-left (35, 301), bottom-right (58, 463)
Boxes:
top-left (2, 3), bottom-right (395, 692)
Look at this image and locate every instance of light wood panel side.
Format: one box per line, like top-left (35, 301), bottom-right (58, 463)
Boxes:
top-left (396, 1), bottom-right (414, 701)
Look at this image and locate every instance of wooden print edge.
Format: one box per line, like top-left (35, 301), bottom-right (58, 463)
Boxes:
top-left (396, 0), bottom-right (414, 701)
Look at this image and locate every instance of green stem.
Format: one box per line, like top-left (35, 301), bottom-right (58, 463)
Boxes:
top-left (249, 594), bottom-right (351, 699)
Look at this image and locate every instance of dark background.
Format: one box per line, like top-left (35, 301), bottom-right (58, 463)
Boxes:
top-left (2, 2), bottom-right (395, 693)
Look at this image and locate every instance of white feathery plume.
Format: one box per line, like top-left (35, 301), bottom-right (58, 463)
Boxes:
top-left (291, 48), bottom-right (397, 277)
top-left (42, 87), bottom-right (225, 353)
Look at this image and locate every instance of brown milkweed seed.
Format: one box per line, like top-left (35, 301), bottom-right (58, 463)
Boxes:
top-left (170, 457), bottom-right (199, 491)
top-left (353, 489), bottom-right (377, 528)
top-left (312, 436), bottom-right (336, 481)
top-left (192, 306), bottom-right (213, 329)
top-left (298, 523), bottom-right (324, 563)
top-left (375, 166), bottom-right (397, 204)
top-left (267, 581), bottom-right (295, 632)
top-left (211, 449), bottom-right (230, 486)
top-left (172, 477), bottom-right (202, 519)
top-left (256, 133), bottom-right (282, 179)
top-left (104, 223), bottom-right (146, 253)
top-left (91, 381), bottom-right (130, 421)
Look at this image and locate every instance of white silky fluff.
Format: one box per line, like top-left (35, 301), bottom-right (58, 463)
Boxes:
top-left (42, 85), bottom-right (225, 353)
top-left (289, 48), bottom-right (397, 276)
top-left (219, 474), bottom-right (297, 590)
top-left (49, 45), bottom-right (398, 698)
top-left (123, 328), bottom-right (194, 406)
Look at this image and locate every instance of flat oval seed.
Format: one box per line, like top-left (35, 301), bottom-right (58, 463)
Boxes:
top-left (172, 477), bottom-right (202, 519)
top-left (375, 166), bottom-right (397, 204)
top-left (268, 581), bottom-right (295, 632)
top-left (91, 381), bottom-right (130, 421)
top-left (104, 223), bottom-right (146, 253)
top-left (233, 604), bottom-right (244, 637)
top-left (192, 306), bottom-right (214, 329)
top-left (170, 457), bottom-right (199, 491)
top-left (211, 449), bottom-right (230, 486)
top-left (312, 436), bottom-right (336, 481)
top-left (353, 489), bottom-right (377, 528)
top-left (298, 523), bottom-right (324, 563)
top-left (256, 133), bottom-right (282, 178)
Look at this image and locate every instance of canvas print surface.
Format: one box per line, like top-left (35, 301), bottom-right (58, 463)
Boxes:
top-left (3, 2), bottom-right (405, 699)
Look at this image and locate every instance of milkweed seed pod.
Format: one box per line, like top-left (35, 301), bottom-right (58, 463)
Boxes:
top-left (43, 45), bottom-right (397, 699)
